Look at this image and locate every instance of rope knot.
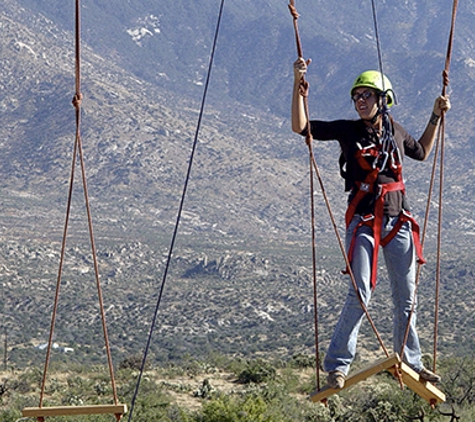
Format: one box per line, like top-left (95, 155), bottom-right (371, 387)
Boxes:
top-left (442, 69), bottom-right (450, 87)
top-left (288, 3), bottom-right (299, 20)
top-left (72, 93), bottom-right (83, 109)
top-left (305, 133), bottom-right (313, 147)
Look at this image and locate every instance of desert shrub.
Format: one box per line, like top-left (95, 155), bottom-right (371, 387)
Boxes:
top-left (287, 353), bottom-right (316, 369)
top-left (165, 404), bottom-right (193, 422)
top-left (11, 366), bottom-right (43, 394)
top-left (9, 376), bottom-right (31, 395)
top-left (250, 382), bottom-right (317, 422)
top-left (236, 359), bottom-right (276, 384)
top-left (0, 409), bottom-right (21, 422)
top-left (198, 394), bottom-right (270, 422)
top-left (125, 387), bottom-right (171, 421)
top-left (337, 379), bottom-right (432, 422)
top-left (439, 355), bottom-right (475, 405)
top-left (119, 354), bottom-right (146, 371)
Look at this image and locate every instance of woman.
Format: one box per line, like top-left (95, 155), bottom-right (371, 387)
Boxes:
top-left (291, 57), bottom-right (451, 389)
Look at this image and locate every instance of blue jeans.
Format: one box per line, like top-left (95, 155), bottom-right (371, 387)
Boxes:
top-left (323, 215), bottom-right (424, 376)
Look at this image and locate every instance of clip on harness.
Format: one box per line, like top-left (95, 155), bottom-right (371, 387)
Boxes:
top-left (344, 103), bottom-right (426, 290)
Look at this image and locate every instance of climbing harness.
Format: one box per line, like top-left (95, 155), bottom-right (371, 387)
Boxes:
top-left (343, 133), bottom-right (425, 290)
top-left (22, 1), bottom-right (126, 420)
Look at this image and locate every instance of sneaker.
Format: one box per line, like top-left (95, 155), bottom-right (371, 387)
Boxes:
top-left (327, 371), bottom-right (345, 389)
top-left (418, 367), bottom-right (441, 383)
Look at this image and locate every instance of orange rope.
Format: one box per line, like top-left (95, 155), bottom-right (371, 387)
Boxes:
top-left (289, 1), bottom-right (322, 391)
top-left (433, 0), bottom-right (458, 374)
top-left (288, 0), bottom-right (321, 390)
top-left (38, 0), bottom-right (120, 415)
top-left (400, 0), bottom-right (457, 374)
top-left (288, 1), bottom-right (391, 391)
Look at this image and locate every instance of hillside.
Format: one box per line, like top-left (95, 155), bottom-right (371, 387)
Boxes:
top-left (1, 0), bottom-right (475, 368)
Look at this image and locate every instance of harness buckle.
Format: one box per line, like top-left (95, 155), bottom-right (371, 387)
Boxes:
top-left (378, 151), bottom-right (389, 173)
top-left (361, 214), bottom-right (375, 223)
top-left (360, 182), bottom-right (371, 192)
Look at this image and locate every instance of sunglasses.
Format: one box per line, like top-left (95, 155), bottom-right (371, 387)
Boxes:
top-left (352, 90), bottom-right (375, 102)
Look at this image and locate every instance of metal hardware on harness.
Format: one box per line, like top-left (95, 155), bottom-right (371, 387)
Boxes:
top-left (361, 214), bottom-right (375, 223)
top-left (360, 182), bottom-right (371, 192)
top-left (377, 150), bottom-right (389, 173)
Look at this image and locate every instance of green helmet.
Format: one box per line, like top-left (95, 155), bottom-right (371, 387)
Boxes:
top-left (351, 70), bottom-right (395, 107)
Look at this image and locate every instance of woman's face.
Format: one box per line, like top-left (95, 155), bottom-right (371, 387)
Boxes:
top-left (352, 88), bottom-right (379, 121)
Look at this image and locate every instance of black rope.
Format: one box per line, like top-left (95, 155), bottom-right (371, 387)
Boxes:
top-left (126, 1), bottom-right (226, 420)
top-left (370, 0), bottom-right (385, 91)
top-left (369, 0), bottom-right (398, 172)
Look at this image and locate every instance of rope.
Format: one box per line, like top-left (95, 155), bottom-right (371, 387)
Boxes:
top-left (433, 0), bottom-right (459, 368)
top-left (399, 0), bottom-right (458, 375)
top-left (126, 1), bottom-right (225, 420)
top-left (370, 0), bottom-right (399, 173)
top-left (288, 0), bottom-right (321, 390)
top-left (308, 148), bottom-right (321, 389)
top-left (370, 0), bottom-right (385, 91)
top-left (289, 1), bottom-right (392, 392)
top-left (38, 0), bottom-right (120, 417)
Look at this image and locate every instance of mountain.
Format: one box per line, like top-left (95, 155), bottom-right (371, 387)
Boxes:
top-left (1, 0), bottom-right (475, 367)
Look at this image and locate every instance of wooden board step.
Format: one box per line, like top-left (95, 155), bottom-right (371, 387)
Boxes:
top-left (22, 404), bottom-right (127, 418)
top-left (310, 353), bottom-right (445, 406)
top-left (388, 362), bottom-right (445, 406)
top-left (310, 354), bottom-right (401, 403)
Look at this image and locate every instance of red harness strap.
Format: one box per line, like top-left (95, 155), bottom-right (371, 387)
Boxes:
top-left (370, 180), bottom-right (405, 288)
top-left (345, 174), bottom-right (379, 228)
top-left (345, 181), bottom-right (425, 290)
top-left (380, 210), bottom-right (426, 265)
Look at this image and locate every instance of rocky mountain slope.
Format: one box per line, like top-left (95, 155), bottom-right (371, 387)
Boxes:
top-left (1, 0), bottom-right (475, 367)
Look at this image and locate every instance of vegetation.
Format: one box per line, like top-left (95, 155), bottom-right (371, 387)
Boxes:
top-left (2, 354), bottom-right (475, 421)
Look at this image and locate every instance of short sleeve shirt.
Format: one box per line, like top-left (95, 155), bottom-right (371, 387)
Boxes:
top-left (303, 119), bottom-right (426, 216)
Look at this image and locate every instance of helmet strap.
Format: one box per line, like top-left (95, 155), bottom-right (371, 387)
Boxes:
top-left (368, 108), bottom-right (381, 125)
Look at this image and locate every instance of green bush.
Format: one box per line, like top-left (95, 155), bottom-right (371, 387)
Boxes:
top-left (287, 353), bottom-right (316, 369)
top-left (119, 354), bottom-right (146, 371)
top-left (199, 395), bottom-right (270, 422)
top-left (439, 355), bottom-right (475, 405)
top-left (236, 360), bottom-right (276, 384)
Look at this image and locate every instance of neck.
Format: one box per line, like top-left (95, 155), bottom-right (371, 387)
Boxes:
top-left (363, 114), bottom-right (382, 130)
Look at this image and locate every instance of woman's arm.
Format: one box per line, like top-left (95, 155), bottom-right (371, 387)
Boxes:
top-left (291, 57), bottom-right (311, 134)
top-left (418, 95), bottom-right (451, 160)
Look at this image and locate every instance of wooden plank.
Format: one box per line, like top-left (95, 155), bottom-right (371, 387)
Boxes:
top-left (389, 362), bottom-right (446, 405)
top-left (22, 404), bottom-right (127, 418)
top-left (310, 354), bottom-right (401, 402)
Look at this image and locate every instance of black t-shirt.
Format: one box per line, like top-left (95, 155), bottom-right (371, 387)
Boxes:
top-left (303, 119), bottom-right (426, 216)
